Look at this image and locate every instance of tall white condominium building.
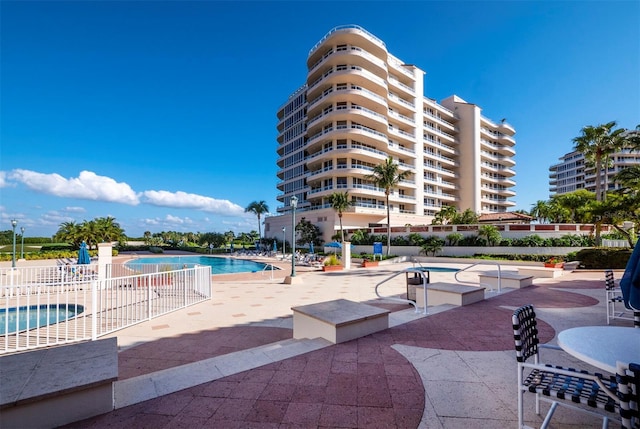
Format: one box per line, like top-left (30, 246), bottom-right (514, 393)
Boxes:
top-left (549, 149), bottom-right (640, 195)
top-left (268, 25), bottom-right (516, 240)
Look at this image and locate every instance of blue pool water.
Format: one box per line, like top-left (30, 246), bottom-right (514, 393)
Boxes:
top-left (0, 304), bottom-right (84, 334)
top-left (419, 267), bottom-right (460, 273)
top-left (127, 256), bottom-right (269, 275)
top-left (410, 266), bottom-right (460, 273)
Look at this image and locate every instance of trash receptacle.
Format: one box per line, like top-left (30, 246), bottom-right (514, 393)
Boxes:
top-left (406, 268), bottom-right (430, 301)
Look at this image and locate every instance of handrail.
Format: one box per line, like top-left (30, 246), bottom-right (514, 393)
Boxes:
top-left (454, 262), bottom-right (503, 293)
top-left (261, 263), bottom-right (275, 280)
top-left (411, 257), bottom-right (503, 293)
top-left (374, 268), bottom-right (428, 314)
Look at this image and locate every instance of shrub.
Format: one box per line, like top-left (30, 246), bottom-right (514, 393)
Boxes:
top-left (575, 248), bottom-right (632, 269)
top-left (323, 254), bottom-right (340, 266)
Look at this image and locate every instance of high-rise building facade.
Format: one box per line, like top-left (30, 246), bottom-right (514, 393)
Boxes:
top-left (549, 149), bottom-right (640, 195)
top-left (266, 25), bottom-right (516, 242)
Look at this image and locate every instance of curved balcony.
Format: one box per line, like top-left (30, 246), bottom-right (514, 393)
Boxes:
top-left (424, 163), bottom-right (456, 178)
top-left (482, 175), bottom-right (516, 186)
top-left (388, 92), bottom-right (415, 114)
top-left (498, 133), bottom-right (516, 146)
top-left (307, 84), bottom-right (388, 117)
top-left (348, 142), bottom-right (389, 164)
top-left (387, 140), bottom-right (415, 156)
top-left (480, 150), bottom-right (515, 167)
top-left (498, 121), bottom-right (516, 134)
top-left (424, 152), bottom-right (458, 167)
top-left (308, 25), bottom-right (388, 67)
top-left (481, 163), bottom-right (516, 177)
top-left (387, 54), bottom-right (415, 80)
top-left (388, 75), bottom-right (414, 98)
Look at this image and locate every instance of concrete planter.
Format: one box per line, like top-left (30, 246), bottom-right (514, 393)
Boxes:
top-left (361, 261), bottom-right (379, 268)
top-left (322, 265), bottom-right (343, 272)
top-left (544, 263), bottom-right (564, 269)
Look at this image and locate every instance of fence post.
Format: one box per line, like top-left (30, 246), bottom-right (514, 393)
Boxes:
top-left (91, 280), bottom-right (97, 341)
top-left (147, 274), bottom-right (153, 320)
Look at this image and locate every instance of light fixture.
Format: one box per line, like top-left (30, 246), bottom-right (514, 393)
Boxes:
top-left (282, 226), bottom-right (286, 260)
top-left (11, 219), bottom-right (17, 268)
top-left (20, 227), bottom-right (25, 259)
top-left (290, 196), bottom-right (298, 277)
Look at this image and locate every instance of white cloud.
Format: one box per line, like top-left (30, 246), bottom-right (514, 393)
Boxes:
top-left (64, 206), bottom-right (87, 213)
top-left (8, 169), bottom-right (140, 205)
top-left (141, 190), bottom-right (244, 215)
top-left (0, 172), bottom-right (8, 188)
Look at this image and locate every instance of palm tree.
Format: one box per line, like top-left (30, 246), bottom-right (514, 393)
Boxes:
top-left (615, 165), bottom-right (640, 192)
top-left (366, 157), bottom-right (411, 256)
top-left (327, 191), bottom-right (354, 243)
top-left (573, 121), bottom-right (625, 201)
top-left (530, 200), bottom-right (552, 223)
top-left (245, 201), bottom-right (269, 246)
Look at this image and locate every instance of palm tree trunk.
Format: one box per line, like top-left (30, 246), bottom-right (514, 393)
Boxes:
top-left (339, 213), bottom-right (344, 243)
top-left (595, 156), bottom-right (602, 201)
top-left (257, 215), bottom-right (262, 247)
top-left (386, 192), bottom-right (391, 256)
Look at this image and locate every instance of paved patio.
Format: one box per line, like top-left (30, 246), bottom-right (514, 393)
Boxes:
top-left (55, 259), bottom-right (631, 428)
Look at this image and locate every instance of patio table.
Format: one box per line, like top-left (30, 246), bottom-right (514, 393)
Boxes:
top-left (557, 326), bottom-right (640, 374)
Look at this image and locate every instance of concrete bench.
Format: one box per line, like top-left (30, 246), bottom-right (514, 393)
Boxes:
top-left (0, 338), bottom-right (118, 429)
top-left (415, 282), bottom-right (485, 307)
top-left (478, 271), bottom-right (534, 289)
top-left (518, 266), bottom-right (564, 278)
top-left (292, 299), bottom-right (390, 344)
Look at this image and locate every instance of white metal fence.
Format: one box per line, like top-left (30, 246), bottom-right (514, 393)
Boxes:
top-left (0, 264), bottom-right (212, 354)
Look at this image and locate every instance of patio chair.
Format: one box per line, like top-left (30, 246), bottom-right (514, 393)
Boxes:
top-left (606, 269), bottom-right (640, 327)
top-left (512, 304), bottom-right (619, 429)
top-left (616, 361), bottom-right (639, 429)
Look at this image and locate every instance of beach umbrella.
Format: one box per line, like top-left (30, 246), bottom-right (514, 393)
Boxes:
top-left (309, 242), bottom-right (314, 254)
top-left (77, 241), bottom-right (91, 265)
top-left (325, 241), bottom-right (342, 254)
top-left (620, 239), bottom-right (640, 311)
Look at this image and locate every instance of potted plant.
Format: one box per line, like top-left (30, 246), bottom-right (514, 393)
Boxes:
top-left (361, 256), bottom-right (379, 268)
top-left (322, 254), bottom-right (343, 271)
top-left (544, 257), bottom-right (564, 268)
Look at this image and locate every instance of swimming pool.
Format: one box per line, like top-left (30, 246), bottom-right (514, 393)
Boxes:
top-left (126, 256), bottom-right (270, 275)
top-left (0, 304), bottom-right (85, 334)
top-left (418, 267), bottom-right (460, 273)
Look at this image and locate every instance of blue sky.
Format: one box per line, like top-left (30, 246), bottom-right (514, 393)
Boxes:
top-left (1, 1), bottom-right (639, 238)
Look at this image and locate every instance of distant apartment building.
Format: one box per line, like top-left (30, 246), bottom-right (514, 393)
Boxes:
top-left (549, 148), bottom-right (640, 196)
top-left (265, 25), bottom-right (516, 242)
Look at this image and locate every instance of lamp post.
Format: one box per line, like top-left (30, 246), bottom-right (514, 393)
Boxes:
top-left (282, 226), bottom-right (286, 260)
top-left (290, 196), bottom-right (298, 277)
top-left (11, 219), bottom-right (17, 268)
top-left (20, 227), bottom-right (25, 259)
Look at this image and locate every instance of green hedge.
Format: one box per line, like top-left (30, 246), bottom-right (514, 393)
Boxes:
top-left (575, 248), bottom-right (632, 269)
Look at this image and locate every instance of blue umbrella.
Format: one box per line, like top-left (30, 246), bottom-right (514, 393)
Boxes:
top-left (326, 241), bottom-right (342, 248)
top-left (309, 242), bottom-right (314, 254)
top-left (273, 241), bottom-right (277, 252)
top-left (77, 241), bottom-right (91, 265)
top-left (620, 240), bottom-right (640, 311)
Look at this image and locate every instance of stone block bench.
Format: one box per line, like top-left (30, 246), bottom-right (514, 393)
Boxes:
top-left (0, 338), bottom-right (118, 429)
top-left (292, 299), bottom-right (390, 344)
top-left (477, 271), bottom-right (534, 289)
top-left (414, 282), bottom-right (485, 307)
top-left (517, 266), bottom-right (564, 279)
